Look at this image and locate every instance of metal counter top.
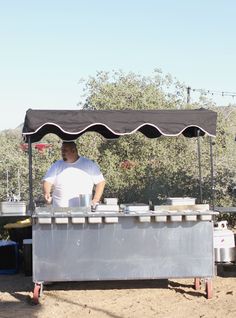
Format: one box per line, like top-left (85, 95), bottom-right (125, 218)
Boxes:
top-left (32, 211), bottom-right (218, 217)
top-left (31, 208), bottom-right (218, 225)
top-left (214, 206), bottom-right (236, 214)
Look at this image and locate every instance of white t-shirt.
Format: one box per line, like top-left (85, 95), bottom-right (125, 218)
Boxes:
top-left (43, 156), bottom-right (105, 207)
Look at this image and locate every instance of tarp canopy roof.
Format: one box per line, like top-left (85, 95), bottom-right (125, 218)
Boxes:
top-left (22, 108), bottom-right (217, 143)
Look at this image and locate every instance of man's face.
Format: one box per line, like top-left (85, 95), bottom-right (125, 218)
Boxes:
top-left (61, 144), bottom-right (75, 161)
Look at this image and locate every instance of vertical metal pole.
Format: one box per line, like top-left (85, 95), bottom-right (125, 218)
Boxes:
top-left (17, 168), bottom-right (21, 200)
top-left (187, 86), bottom-right (191, 104)
top-left (6, 169), bottom-right (9, 200)
top-left (209, 137), bottom-right (215, 209)
top-left (197, 130), bottom-right (203, 203)
top-left (28, 136), bottom-right (34, 213)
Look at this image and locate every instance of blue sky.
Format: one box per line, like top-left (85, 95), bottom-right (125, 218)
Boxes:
top-left (0, 0), bottom-right (236, 130)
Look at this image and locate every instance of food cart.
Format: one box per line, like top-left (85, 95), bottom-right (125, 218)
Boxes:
top-left (22, 108), bottom-right (218, 303)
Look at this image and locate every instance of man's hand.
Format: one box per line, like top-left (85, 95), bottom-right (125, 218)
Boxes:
top-left (44, 193), bottom-right (52, 205)
top-left (92, 180), bottom-right (106, 206)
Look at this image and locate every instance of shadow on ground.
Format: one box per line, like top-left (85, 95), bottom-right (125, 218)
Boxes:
top-left (44, 278), bottom-right (169, 291)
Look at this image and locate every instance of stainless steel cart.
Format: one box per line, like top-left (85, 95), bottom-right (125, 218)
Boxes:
top-left (32, 208), bottom-right (217, 303)
top-left (22, 108), bottom-right (218, 303)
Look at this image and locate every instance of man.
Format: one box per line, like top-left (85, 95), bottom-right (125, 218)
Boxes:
top-left (42, 141), bottom-right (105, 207)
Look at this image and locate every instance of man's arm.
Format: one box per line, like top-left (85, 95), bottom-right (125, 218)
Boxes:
top-left (92, 180), bottom-right (106, 205)
top-left (42, 180), bottom-right (53, 204)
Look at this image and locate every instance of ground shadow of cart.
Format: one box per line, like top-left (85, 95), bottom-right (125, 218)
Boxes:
top-left (43, 278), bottom-right (169, 291)
top-left (0, 275), bottom-right (41, 317)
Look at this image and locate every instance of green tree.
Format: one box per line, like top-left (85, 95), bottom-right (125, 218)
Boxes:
top-left (1, 70), bottom-right (236, 212)
top-left (79, 70), bottom-right (212, 204)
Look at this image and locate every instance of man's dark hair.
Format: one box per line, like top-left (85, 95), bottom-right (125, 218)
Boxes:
top-left (62, 141), bottom-right (77, 149)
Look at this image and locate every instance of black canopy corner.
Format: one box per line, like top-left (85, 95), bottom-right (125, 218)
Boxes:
top-left (22, 108), bottom-right (217, 143)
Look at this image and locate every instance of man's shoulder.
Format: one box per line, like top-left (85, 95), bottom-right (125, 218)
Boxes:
top-left (50, 159), bottom-right (64, 169)
top-left (53, 159), bottom-right (64, 165)
top-left (79, 157), bottom-right (98, 170)
top-left (79, 156), bottom-right (95, 164)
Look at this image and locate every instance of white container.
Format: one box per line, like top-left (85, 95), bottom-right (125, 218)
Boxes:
top-left (185, 215), bottom-right (197, 221)
top-left (38, 218), bottom-right (52, 224)
top-left (138, 216), bottom-right (151, 223)
top-left (213, 228), bottom-right (235, 249)
top-left (166, 197), bottom-right (196, 205)
top-left (55, 217), bottom-right (68, 224)
top-left (104, 198), bottom-right (118, 205)
top-left (71, 217), bottom-right (85, 224)
top-left (170, 215), bottom-right (182, 222)
top-left (88, 217), bottom-right (102, 224)
top-left (124, 204), bottom-right (149, 212)
top-left (95, 204), bottom-right (119, 212)
top-left (155, 215), bottom-right (167, 222)
top-left (104, 217), bottom-right (119, 223)
top-left (199, 214), bottom-right (212, 221)
top-left (0, 201), bottom-right (26, 215)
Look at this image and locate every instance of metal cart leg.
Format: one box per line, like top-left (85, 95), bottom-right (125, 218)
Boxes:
top-left (205, 278), bottom-right (213, 299)
top-left (33, 282), bottom-right (43, 305)
top-left (194, 278), bottom-right (201, 290)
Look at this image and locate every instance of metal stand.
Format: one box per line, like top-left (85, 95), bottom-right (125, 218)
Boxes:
top-left (209, 137), bottom-right (215, 210)
top-left (197, 129), bottom-right (203, 203)
top-left (28, 137), bottom-right (34, 212)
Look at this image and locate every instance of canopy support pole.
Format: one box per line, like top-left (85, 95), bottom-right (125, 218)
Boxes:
top-left (209, 137), bottom-right (215, 209)
top-left (28, 136), bottom-right (34, 213)
top-left (197, 130), bottom-right (203, 204)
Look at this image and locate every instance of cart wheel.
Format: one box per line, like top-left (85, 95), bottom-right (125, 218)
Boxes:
top-left (194, 278), bottom-right (201, 290)
top-left (205, 279), bottom-right (213, 299)
top-left (33, 283), bottom-right (41, 305)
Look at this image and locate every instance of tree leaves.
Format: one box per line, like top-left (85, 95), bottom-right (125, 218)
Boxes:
top-left (0, 71), bottom-right (235, 209)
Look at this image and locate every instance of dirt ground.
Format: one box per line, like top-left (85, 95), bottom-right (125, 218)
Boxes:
top-left (0, 265), bottom-right (236, 318)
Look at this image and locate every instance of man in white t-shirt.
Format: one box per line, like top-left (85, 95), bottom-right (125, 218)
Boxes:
top-left (42, 141), bottom-right (105, 207)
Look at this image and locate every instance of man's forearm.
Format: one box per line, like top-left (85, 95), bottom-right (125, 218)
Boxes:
top-left (43, 180), bottom-right (53, 204)
top-left (93, 180), bottom-right (106, 204)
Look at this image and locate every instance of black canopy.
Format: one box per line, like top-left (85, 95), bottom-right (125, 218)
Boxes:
top-left (22, 108), bottom-right (217, 142)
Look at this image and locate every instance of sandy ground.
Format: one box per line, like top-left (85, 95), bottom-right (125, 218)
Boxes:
top-left (0, 266), bottom-right (236, 318)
